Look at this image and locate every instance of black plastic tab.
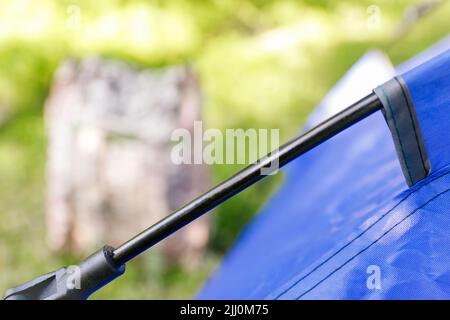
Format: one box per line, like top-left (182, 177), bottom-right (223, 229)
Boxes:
top-left (374, 76), bottom-right (430, 186)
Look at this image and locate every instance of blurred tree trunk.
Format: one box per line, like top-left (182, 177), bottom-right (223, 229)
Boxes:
top-left (44, 58), bottom-right (209, 267)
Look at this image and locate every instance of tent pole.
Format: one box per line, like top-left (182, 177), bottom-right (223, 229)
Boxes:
top-left (4, 93), bottom-right (382, 300)
top-left (112, 93), bottom-right (382, 266)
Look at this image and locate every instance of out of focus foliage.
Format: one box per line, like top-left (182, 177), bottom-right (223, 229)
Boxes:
top-left (0, 0), bottom-right (448, 299)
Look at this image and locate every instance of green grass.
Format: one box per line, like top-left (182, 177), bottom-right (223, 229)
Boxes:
top-left (0, 0), bottom-right (449, 299)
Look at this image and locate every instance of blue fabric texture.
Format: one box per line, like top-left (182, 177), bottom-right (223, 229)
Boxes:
top-left (402, 50), bottom-right (450, 173)
top-left (198, 43), bottom-right (450, 299)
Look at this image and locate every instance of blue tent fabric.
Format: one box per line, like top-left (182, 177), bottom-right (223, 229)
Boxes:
top-left (402, 50), bottom-right (450, 173)
top-left (198, 41), bottom-right (450, 299)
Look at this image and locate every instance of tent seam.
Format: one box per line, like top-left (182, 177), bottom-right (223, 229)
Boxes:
top-left (273, 168), bottom-right (450, 299)
top-left (294, 187), bottom-right (450, 299)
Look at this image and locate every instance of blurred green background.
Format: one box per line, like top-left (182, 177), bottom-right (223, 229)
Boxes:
top-left (0, 0), bottom-right (448, 299)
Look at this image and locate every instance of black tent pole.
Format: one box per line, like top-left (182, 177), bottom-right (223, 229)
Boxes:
top-left (4, 93), bottom-right (382, 300)
top-left (113, 93), bottom-right (381, 265)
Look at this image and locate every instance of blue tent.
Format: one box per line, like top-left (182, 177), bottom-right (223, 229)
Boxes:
top-left (198, 38), bottom-right (450, 299)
